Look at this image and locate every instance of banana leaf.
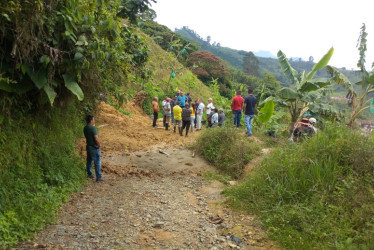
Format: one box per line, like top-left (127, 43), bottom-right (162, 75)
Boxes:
top-left (306, 47), bottom-right (334, 80)
top-left (257, 100), bottom-right (275, 124)
top-left (278, 87), bottom-right (299, 101)
top-left (299, 78), bottom-right (332, 92)
top-left (277, 50), bottom-right (300, 88)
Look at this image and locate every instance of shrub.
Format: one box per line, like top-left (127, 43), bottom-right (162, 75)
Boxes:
top-left (191, 128), bottom-right (261, 178)
top-left (225, 123), bottom-right (374, 249)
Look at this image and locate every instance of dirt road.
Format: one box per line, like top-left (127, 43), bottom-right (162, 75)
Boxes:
top-left (17, 102), bottom-right (277, 249)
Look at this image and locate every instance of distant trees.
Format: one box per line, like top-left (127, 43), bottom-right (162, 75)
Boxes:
top-left (186, 51), bottom-right (228, 83)
top-left (243, 52), bottom-right (260, 77)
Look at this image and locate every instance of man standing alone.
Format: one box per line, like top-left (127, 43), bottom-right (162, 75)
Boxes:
top-left (84, 115), bottom-right (103, 181)
top-left (243, 89), bottom-right (257, 136)
top-left (152, 97), bottom-right (159, 128)
top-left (231, 91), bottom-right (244, 129)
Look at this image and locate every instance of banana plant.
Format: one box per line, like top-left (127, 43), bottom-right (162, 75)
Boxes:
top-left (328, 24), bottom-right (374, 127)
top-left (277, 47), bottom-right (334, 133)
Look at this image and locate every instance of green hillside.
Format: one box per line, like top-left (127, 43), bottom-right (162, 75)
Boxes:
top-left (175, 26), bottom-right (360, 85)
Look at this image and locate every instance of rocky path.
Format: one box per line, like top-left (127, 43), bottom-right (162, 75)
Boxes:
top-left (16, 102), bottom-right (278, 249)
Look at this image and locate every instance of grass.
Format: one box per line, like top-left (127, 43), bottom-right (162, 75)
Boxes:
top-left (224, 123), bottom-right (374, 249)
top-left (0, 100), bottom-right (87, 247)
top-left (191, 127), bottom-right (262, 179)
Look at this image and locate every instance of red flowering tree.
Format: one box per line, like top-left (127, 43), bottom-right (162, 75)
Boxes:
top-left (186, 51), bottom-right (228, 83)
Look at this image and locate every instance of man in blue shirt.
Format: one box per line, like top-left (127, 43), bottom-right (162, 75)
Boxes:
top-left (177, 91), bottom-right (187, 108)
top-left (243, 88), bottom-right (257, 136)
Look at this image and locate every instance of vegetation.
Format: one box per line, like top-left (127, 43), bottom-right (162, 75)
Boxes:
top-left (191, 128), bottom-right (261, 179)
top-left (327, 24), bottom-right (374, 127)
top-left (224, 124), bottom-right (374, 249)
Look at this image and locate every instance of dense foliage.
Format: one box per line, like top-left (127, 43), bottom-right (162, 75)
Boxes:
top-left (0, 0), bottom-right (154, 247)
top-left (224, 124), bottom-right (374, 249)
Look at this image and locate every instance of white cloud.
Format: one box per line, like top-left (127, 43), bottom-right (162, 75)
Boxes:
top-left (152, 0), bottom-right (374, 70)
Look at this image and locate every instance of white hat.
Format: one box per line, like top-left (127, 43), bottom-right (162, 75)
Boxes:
top-left (309, 118), bottom-right (316, 124)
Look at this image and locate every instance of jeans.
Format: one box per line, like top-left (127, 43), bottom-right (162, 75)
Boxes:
top-left (171, 112), bottom-right (175, 123)
top-left (153, 112), bottom-right (158, 127)
top-left (233, 110), bottom-right (242, 128)
top-left (86, 145), bottom-right (102, 179)
top-left (196, 114), bottom-right (203, 130)
top-left (190, 116), bottom-right (195, 132)
top-left (245, 115), bottom-right (255, 135)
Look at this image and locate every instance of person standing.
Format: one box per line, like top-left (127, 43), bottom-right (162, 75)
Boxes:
top-left (190, 103), bottom-right (196, 133)
top-left (151, 97), bottom-right (159, 128)
top-left (177, 91), bottom-right (187, 108)
top-left (231, 91), bottom-right (244, 128)
top-left (84, 115), bottom-right (103, 182)
top-left (170, 95), bottom-right (178, 124)
top-left (218, 108), bottom-right (225, 127)
top-left (186, 93), bottom-right (192, 106)
top-left (164, 97), bottom-right (172, 130)
top-left (206, 98), bottom-right (215, 127)
top-left (196, 99), bottom-right (205, 130)
top-left (173, 101), bottom-right (183, 134)
top-left (162, 97), bottom-right (167, 127)
top-left (211, 108), bottom-right (219, 127)
top-left (181, 104), bottom-right (192, 136)
top-left (243, 88), bottom-right (257, 136)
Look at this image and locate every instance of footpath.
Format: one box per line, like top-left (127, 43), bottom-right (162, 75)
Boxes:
top-left (17, 102), bottom-right (277, 249)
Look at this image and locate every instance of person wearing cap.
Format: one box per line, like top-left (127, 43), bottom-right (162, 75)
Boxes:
top-left (151, 97), bottom-right (159, 128)
top-left (173, 101), bottom-right (183, 133)
top-left (163, 97), bottom-right (172, 130)
top-left (293, 117), bottom-right (315, 142)
top-left (309, 117), bottom-right (318, 134)
top-left (206, 98), bottom-right (215, 127)
top-left (170, 95), bottom-right (178, 123)
top-left (218, 108), bottom-right (225, 127)
top-left (196, 99), bottom-right (205, 131)
top-left (231, 91), bottom-right (244, 128)
top-left (211, 108), bottom-right (219, 127)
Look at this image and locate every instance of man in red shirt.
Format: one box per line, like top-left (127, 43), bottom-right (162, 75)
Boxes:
top-left (231, 91), bottom-right (244, 128)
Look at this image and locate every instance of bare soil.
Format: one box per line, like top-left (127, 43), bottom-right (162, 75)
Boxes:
top-left (17, 102), bottom-right (278, 250)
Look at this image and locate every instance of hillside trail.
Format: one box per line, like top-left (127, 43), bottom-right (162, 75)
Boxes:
top-left (17, 102), bottom-right (278, 250)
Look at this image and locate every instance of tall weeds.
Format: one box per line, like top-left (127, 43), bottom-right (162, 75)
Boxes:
top-left (225, 124), bottom-right (374, 249)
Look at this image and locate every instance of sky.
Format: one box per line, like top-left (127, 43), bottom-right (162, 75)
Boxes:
top-left (151, 0), bottom-right (374, 70)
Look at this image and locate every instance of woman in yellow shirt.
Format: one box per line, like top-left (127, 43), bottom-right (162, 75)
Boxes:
top-left (190, 104), bottom-right (195, 133)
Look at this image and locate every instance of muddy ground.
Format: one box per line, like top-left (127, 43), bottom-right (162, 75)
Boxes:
top-left (17, 102), bottom-right (277, 250)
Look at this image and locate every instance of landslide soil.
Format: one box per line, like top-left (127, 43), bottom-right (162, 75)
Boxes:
top-left (17, 102), bottom-right (277, 250)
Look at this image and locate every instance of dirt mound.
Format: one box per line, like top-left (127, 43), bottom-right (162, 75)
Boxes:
top-left (78, 101), bottom-right (199, 157)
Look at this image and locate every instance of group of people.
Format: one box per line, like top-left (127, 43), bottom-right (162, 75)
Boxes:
top-left (151, 90), bottom-right (226, 136)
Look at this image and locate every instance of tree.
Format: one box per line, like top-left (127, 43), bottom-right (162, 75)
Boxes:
top-left (327, 24), bottom-right (374, 127)
top-left (117, 0), bottom-right (156, 24)
top-left (276, 47), bottom-right (334, 133)
top-left (186, 51), bottom-right (228, 83)
top-left (243, 52), bottom-right (260, 77)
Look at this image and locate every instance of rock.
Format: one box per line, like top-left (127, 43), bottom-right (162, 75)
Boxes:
top-left (228, 181), bottom-right (237, 186)
top-left (152, 221), bottom-right (165, 228)
top-left (185, 162), bottom-right (193, 166)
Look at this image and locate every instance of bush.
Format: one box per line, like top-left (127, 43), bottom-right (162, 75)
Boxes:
top-left (225, 123), bottom-right (374, 249)
top-left (191, 128), bottom-right (261, 178)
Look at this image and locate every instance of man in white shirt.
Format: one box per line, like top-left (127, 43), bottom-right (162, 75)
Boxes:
top-left (196, 99), bottom-right (205, 130)
top-left (206, 98), bottom-right (215, 127)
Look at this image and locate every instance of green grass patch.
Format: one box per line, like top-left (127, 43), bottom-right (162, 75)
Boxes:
top-left (0, 101), bottom-right (87, 247)
top-left (191, 127), bottom-right (262, 178)
top-left (224, 123), bottom-right (374, 249)
top-left (203, 172), bottom-right (231, 185)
